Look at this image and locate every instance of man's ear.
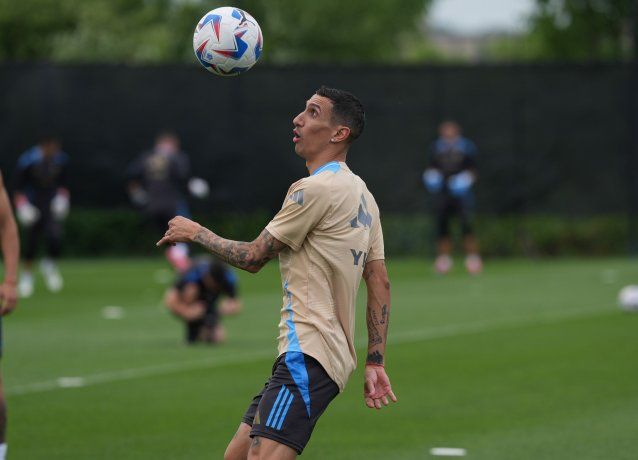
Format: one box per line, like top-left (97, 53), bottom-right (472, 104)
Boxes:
top-left (331, 126), bottom-right (351, 143)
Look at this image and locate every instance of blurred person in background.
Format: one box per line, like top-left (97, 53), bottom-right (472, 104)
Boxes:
top-left (164, 256), bottom-right (241, 344)
top-left (0, 169), bottom-right (20, 460)
top-left (126, 131), bottom-right (209, 272)
top-left (422, 120), bottom-right (482, 275)
top-left (12, 134), bottom-right (70, 297)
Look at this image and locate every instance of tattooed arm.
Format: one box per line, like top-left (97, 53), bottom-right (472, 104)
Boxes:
top-left (362, 259), bottom-right (397, 409)
top-left (156, 216), bottom-right (287, 273)
top-left (363, 259), bottom-right (391, 365)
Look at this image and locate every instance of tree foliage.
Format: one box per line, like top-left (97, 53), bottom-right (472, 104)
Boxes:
top-left (0, 0), bottom-right (429, 64)
top-left (526, 0), bottom-right (634, 60)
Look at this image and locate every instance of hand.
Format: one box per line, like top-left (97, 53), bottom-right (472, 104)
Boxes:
top-left (51, 192), bottom-right (70, 221)
top-left (422, 168), bottom-right (443, 193)
top-left (364, 365), bottom-right (397, 410)
top-left (156, 216), bottom-right (202, 247)
top-left (447, 171), bottom-right (474, 196)
top-left (0, 280), bottom-right (18, 316)
top-left (128, 186), bottom-right (148, 207)
top-left (188, 177), bottom-right (210, 199)
top-left (15, 198), bottom-right (40, 227)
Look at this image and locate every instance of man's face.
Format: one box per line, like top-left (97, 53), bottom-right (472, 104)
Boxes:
top-left (292, 95), bottom-right (336, 159)
top-left (440, 122), bottom-right (460, 141)
top-left (155, 136), bottom-right (180, 156)
top-left (40, 140), bottom-right (60, 157)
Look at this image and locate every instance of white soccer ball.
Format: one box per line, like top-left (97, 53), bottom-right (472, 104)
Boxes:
top-left (618, 285), bottom-right (638, 312)
top-left (193, 7), bottom-right (263, 76)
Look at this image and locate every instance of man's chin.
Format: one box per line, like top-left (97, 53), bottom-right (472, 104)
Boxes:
top-left (294, 144), bottom-right (304, 157)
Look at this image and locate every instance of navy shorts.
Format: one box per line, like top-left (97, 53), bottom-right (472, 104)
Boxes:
top-left (242, 352), bottom-right (339, 454)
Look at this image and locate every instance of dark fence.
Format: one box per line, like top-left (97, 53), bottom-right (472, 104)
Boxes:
top-left (0, 63), bottom-right (633, 217)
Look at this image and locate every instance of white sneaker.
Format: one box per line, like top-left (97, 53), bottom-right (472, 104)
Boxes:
top-left (465, 254), bottom-right (483, 275)
top-left (40, 259), bottom-right (63, 292)
top-left (18, 271), bottom-right (34, 298)
top-left (434, 255), bottom-right (453, 274)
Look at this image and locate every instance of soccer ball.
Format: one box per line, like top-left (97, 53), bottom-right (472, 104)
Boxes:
top-left (193, 7), bottom-right (263, 76)
top-left (618, 285), bottom-right (638, 312)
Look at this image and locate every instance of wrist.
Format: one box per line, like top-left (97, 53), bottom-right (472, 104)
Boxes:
top-left (3, 278), bottom-right (17, 286)
top-left (191, 224), bottom-right (204, 243)
top-left (365, 363), bottom-right (385, 368)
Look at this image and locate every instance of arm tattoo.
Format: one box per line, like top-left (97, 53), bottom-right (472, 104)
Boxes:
top-left (193, 228), bottom-right (286, 273)
top-left (366, 308), bottom-right (383, 346)
top-left (364, 260), bottom-right (390, 366)
top-left (366, 351), bottom-right (384, 365)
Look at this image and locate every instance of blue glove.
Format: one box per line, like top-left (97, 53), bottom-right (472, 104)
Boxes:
top-left (447, 171), bottom-right (474, 197)
top-left (422, 169), bottom-right (443, 193)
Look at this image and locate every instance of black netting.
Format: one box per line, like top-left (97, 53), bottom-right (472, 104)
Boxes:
top-left (0, 63), bottom-right (631, 216)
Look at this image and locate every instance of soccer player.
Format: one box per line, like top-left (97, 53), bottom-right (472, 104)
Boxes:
top-left (0, 169), bottom-right (20, 460)
top-left (164, 256), bottom-right (241, 344)
top-left (422, 120), bottom-right (482, 275)
top-left (158, 87), bottom-right (397, 459)
top-left (127, 132), bottom-right (206, 272)
top-left (12, 134), bottom-right (70, 297)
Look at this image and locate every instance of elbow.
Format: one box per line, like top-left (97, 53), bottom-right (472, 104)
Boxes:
top-left (244, 263), bottom-right (262, 274)
top-left (367, 271), bottom-right (391, 292)
top-left (382, 276), bottom-right (391, 292)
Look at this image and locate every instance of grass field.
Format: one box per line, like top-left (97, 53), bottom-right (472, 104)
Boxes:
top-left (3, 257), bottom-right (638, 459)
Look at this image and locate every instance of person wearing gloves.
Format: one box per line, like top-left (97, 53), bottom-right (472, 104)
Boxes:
top-left (164, 256), bottom-right (241, 344)
top-left (126, 131), bottom-right (209, 272)
top-left (12, 134), bottom-right (70, 297)
top-left (422, 120), bottom-right (482, 275)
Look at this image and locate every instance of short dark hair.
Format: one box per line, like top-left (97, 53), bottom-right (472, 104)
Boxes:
top-left (315, 86), bottom-right (365, 143)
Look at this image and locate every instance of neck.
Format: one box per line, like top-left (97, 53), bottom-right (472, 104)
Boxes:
top-left (306, 150), bottom-right (347, 175)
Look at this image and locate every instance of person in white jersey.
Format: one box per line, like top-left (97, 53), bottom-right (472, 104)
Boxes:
top-left (157, 86), bottom-right (397, 459)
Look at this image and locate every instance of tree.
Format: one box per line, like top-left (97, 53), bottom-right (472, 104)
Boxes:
top-left (0, 0), bottom-right (430, 64)
top-left (526, 0), bottom-right (634, 61)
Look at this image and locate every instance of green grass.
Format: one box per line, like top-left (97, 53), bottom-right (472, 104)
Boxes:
top-left (3, 257), bottom-right (638, 459)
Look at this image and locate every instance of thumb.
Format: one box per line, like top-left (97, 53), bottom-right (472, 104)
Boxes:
top-left (364, 376), bottom-right (376, 397)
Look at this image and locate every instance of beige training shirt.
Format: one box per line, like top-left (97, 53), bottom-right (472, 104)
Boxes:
top-left (266, 161), bottom-right (384, 391)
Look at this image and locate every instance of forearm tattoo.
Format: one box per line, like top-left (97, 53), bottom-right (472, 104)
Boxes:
top-left (366, 308), bottom-right (383, 346)
top-left (366, 350), bottom-right (384, 365)
top-left (364, 261), bottom-right (391, 367)
top-left (193, 228), bottom-right (285, 273)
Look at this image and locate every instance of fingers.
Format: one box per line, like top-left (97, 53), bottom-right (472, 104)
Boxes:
top-left (364, 386), bottom-right (398, 409)
top-left (157, 234), bottom-right (176, 247)
top-left (365, 397), bottom-right (375, 409)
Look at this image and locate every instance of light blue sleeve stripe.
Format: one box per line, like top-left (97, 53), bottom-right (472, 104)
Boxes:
top-left (265, 385), bottom-right (287, 427)
top-left (275, 392), bottom-right (295, 430)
